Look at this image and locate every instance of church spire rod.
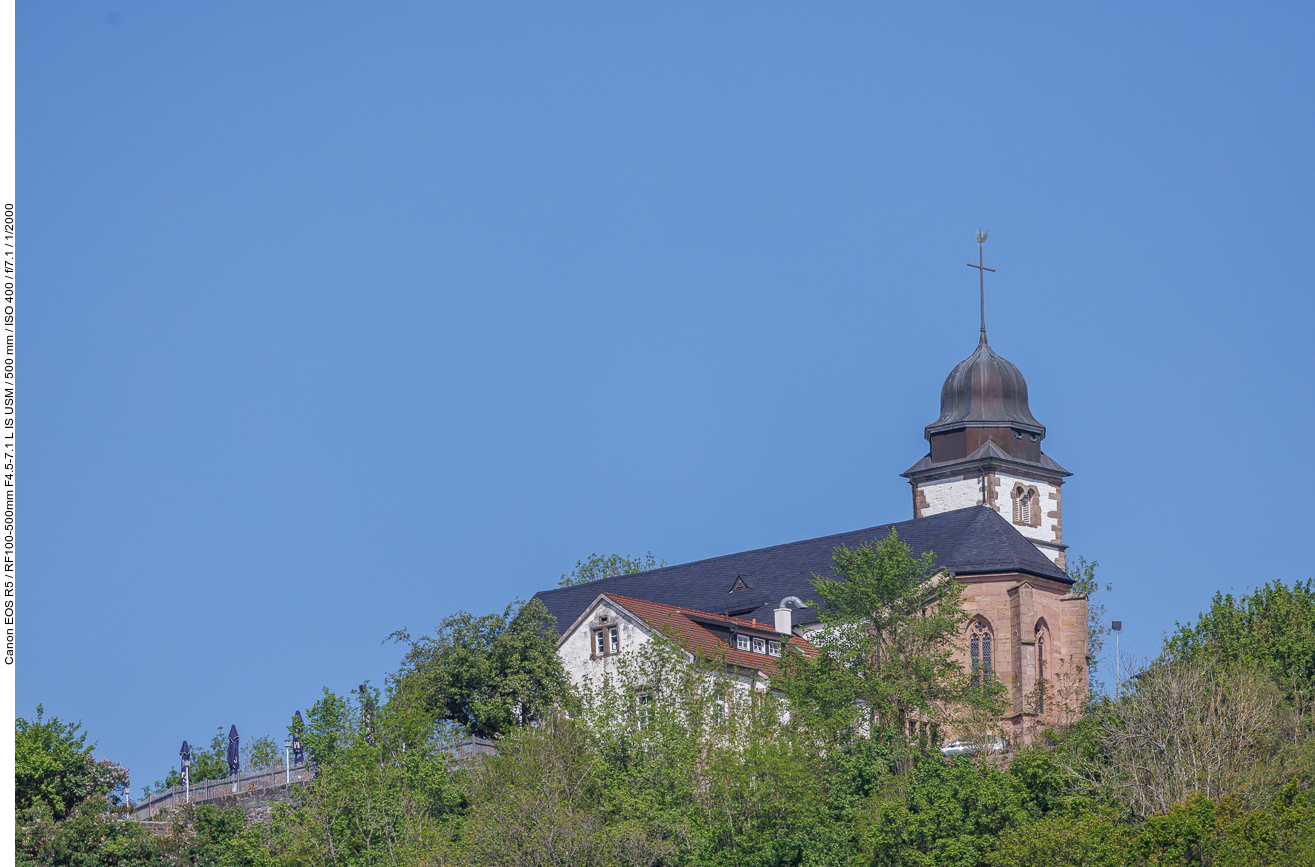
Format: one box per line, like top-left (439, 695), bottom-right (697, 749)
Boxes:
top-left (967, 230), bottom-right (994, 344)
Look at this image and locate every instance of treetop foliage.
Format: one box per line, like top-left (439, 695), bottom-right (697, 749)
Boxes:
top-left (1163, 578), bottom-right (1315, 726)
top-left (15, 705), bottom-right (129, 820)
top-left (559, 551), bottom-right (667, 587)
top-left (388, 596), bottom-right (570, 739)
top-left (799, 529), bottom-right (1003, 741)
top-left (1067, 556), bottom-right (1111, 697)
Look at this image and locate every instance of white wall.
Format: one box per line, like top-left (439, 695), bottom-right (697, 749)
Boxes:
top-left (915, 471), bottom-right (1065, 567)
top-left (557, 599), bottom-right (776, 699)
top-left (918, 474), bottom-right (982, 513)
top-left (559, 599), bottom-right (655, 692)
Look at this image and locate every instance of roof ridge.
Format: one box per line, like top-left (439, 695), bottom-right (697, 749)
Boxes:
top-left (603, 592), bottom-right (783, 630)
top-left (599, 593), bottom-right (817, 668)
top-left (572, 507), bottom-right (990, 589)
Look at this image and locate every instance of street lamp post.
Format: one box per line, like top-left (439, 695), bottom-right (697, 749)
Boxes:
top-left (1111, 621), bottom-right (1123, 699)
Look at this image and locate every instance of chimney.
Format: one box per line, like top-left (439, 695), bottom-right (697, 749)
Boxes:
top-left (774, 606), bottom-right (791, 635)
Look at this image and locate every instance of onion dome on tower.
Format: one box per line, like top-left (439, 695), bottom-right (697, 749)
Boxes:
top-left (902, 238), bottom-right (1071, 567)
top-left (923, 333), bottom-right (1051, 466)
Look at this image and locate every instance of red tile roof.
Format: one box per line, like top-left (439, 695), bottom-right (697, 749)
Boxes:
top-left (601, 593), bottom-right (816, 678)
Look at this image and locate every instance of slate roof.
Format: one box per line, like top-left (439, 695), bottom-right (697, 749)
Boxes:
top-left (582, 593), bottom-right (816, 677)
top-left (534, 506), bottom-right (1071, 637)
top-left (903, 439), bottom-right (1071, 478)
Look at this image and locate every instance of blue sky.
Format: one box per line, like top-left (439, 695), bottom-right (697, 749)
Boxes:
top-left (21, 2), bottom-right (1315, 787)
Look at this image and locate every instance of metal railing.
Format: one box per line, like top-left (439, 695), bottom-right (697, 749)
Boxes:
top-left (132, 764), bottom-right (315, 820)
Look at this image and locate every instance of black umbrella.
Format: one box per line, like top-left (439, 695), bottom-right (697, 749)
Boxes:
top-left (292, 711), bottom-right (305, 765)
top-left (180, 741), bottom-right (191, 774)
top-left (227, 725), bottom-right (240, 778)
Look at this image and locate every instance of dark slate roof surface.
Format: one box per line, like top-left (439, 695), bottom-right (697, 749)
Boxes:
top-left (534, 506), bottom-right (1070, 636)
top-left (903, 440), bottom-right (1070, 478)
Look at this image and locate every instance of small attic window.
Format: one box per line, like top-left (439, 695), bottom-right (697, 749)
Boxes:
top-left (729, 575), bottom-right (751, 593)
top-left (767, 640), bottom-right (782, 657)
top-left (751, 637), bottom-right (765, 654)
top-left (736, 634), bottom-right (750, 651)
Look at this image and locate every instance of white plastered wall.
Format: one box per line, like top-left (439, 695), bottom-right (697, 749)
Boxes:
top-left (917, 474), bottom-right (982, 514)
top-left (558, 598), bottom-right (658, 692)
top-left (991, 471), bottom-right (1062, 565)
top-left (557, 597), bottom-right (774, 698)
top-left (914, 471), bottom-right (1064, 567)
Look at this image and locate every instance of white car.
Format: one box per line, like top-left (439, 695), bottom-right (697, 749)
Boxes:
top-left (939, 737), bottom-right (1007, 757)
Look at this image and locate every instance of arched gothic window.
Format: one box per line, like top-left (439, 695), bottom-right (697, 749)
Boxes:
top-left (969, 621), bottom-right (993, 687)
top-left (1035, 621), bottom-right (1050, 715)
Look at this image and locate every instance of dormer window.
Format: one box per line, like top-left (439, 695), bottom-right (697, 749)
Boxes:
top-left (767, 640), bottom-right (782, 657)
top-left (736, 634), bottom-right (750, 651)
top-left (752, 637), bottom-right (765, 654)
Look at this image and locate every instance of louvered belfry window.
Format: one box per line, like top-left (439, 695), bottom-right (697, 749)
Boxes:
top-left (1014, 486), bottom-right (1034, 525)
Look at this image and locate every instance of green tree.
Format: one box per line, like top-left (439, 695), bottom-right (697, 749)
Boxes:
top-left (17, 795), bottom-right (164, 867)
top-left (573, 635), bottom-right (832, 867)
top-left (15, 705), bottom-right (129, 819)
top-left (1067, 556), bottom-right (1111, 698)
top-left (459, 714), bottom-right (635, 867)
top-left (1163, 579), bottom-right (1315, 728)
top-left (389, 597), bottom-right (569, 739)
top-left (858, 753), bottom-right (1041, 867)
top-left (798, 529), bottom-right (1000, 740)
top-left (173, 690), bottom-right (462, 866)
top-left (1085, 658), bottom-right (1291, 818)
top-left (270, 740), bottom-right (457, 866)
top-left (298, 688), bottom-right (357, 766)
top-left (987, 811), bottom-right (1133, 867)
top-left (558, 551), bottom-right (665, 588)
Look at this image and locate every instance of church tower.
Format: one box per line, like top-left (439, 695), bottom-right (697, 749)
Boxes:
top-left (902, 332), bottom-right (1071, 568)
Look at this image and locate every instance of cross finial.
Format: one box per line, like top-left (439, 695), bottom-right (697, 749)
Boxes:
top-left (967, 230), bottom-right (995, 344)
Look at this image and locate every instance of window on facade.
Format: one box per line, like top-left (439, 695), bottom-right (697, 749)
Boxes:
top-left (593, 625), bottom-right (620, 657)
top-left (752, 637), bottom-right (765, 654)
top-left (1014, 486), bottom-right (1035, 525)
top-left (736, 633), bottom-right (750, 651)
top-left (1036, 629), bottom-right (1046, 714)
top-left (970, 622), bottom-right (993, 687)
top-left (637, 692), bottom-right (653, 729)
top-left (767, 640), bottom-right (782, 657)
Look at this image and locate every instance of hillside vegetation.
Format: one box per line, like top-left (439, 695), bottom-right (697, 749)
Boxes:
top-left (17, 537), bottom-right (1315, 866)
